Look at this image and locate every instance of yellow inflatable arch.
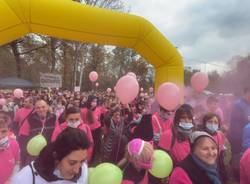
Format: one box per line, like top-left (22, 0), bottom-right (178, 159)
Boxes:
top-left (0, 0), bottom-right (183, 89)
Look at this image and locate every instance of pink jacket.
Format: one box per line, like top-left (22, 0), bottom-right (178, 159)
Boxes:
top-left (213, 131), bottom-right (225, 153)
top-left (51, 121), bottom-right (94, 162)
top-left (14, 107), bottom-right (33, 135)
top-left (240, 148), bottom-right (250, 184)
top-left (158, 130), bottom-right (190, 164)
top-left (151, 112), bottom-right (173, 134)
top-left (169, 167), bottom-right (192, 184)
top-left (81, 107), bottom-right (102, 130)
top-left (0, 139), bottom-right (20, 184)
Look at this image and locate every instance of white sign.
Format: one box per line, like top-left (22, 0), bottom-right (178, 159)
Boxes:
top-left (40, 73), bottom-right (62, 88)
top-left (74, 86), bottom-right (81, 92)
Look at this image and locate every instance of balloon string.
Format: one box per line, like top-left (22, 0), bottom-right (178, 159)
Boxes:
top-left (115, 110), bottom-right (124, 163)
top-left (40, 117), bottom-right (47, 135)
top-left (40, 123), bottom-right (45, 135)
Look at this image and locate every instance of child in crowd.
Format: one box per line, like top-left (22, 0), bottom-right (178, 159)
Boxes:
top-left (158, 105), bottom-right (194, 165)
top-left (0, 112), bottom-right (20, 184)
top-left (120, 138), bottom-right (160, 184)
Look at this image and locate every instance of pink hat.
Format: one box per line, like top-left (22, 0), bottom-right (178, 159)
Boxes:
top-left (127, 138), bottom-right (144, 156)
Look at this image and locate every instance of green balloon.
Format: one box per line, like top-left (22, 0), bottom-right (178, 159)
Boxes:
top-left (88, 163), bottom-right (123, 184)
top-left (88, 167), bottom-right (95, 180)
top-left (149, 149), bottom-right (173, 178)
top-left (27, 134), bottom-right (47, 156)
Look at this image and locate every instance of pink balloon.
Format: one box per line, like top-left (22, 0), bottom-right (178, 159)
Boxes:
top-left (156, 82), bottom-right (180, 111)
top-left (149, 87), bottom-right (154, 93)
top-left (95, 82), bottom-right (99, 87)
top-left (127, 72), bottom-right (137, 79)
top-left (89, 71), bottom-right (98, 82)
top-left (13, 88), bottom-right (23, 98)
top-left (0, 98), bottom-right (6, 106)
top-left (191, 72), bottom-right (209, 92)
top-left (107, 88), bottom-right (112, 93)
top-left (115, 75), bottom-right (139, 104)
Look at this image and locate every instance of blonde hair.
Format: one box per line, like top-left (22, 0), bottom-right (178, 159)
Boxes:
top-left (127, 141), bottom-right (154, 166)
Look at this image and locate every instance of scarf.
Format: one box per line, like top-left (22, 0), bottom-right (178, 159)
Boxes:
top-left (191, 154), bottom-right (221, 184)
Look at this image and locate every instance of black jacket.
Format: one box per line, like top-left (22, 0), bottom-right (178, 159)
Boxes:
top-left (179, 155), bottom-right (223, 184)
top-left (28, 112), bottom-right (56, 143)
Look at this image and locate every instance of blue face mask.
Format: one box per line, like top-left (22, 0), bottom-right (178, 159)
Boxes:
top-left (179, 122), bottom-right (194, 130)
top-left (206, 123), bottom-right (219, 133)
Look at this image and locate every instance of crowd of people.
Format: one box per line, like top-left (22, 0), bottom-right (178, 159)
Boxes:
top-left (0, 86), bottom-right (250, 184)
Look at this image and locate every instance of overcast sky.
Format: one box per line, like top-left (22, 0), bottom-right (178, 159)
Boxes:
top-left (125, 0), bottom-right (250, 72)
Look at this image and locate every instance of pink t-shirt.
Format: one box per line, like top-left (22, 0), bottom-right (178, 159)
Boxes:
top-left (0, 139), bottom-right (20, 184)
top-left (81, 107), bottom-right (102, 130)
top-left (151, 112), bottom-right (173, 134)
top-left (240, 148), bottom-right (250, 184)
top-left (14, 108), bottom-right (33, 135)
top-left (169, 167), bottom-right (192, 184)
top-left (51, 121), bottom-right (94, 162)
top-left (158, 130), bottom-right (190, 164)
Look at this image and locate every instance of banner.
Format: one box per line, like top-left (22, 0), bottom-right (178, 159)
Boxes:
top-left (40, 73), bottom-right (62, 88)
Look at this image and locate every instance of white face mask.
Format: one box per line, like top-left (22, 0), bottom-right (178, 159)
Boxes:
top-left (206, 123), bottom-right (219, 133)
top-left (0, 136), bottom-right (9, 150)
top-left (67, 120), bottom-right (81, 128)
top-left (179, 122), bottom-right (194, 130)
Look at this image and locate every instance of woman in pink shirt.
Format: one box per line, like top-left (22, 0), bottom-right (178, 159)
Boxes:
top-left (158, 105), bottom-right (194, 165)
top-left (81, 95), bottom-right (102, 162)
top-left (51, 106), bottom-right (93, 162)
top-left (200, 113), bottom-right (228, 182)
top-left (0, 113), bottom-right (20, 184)
top-left (169, 131), bottom-right (222, 184)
